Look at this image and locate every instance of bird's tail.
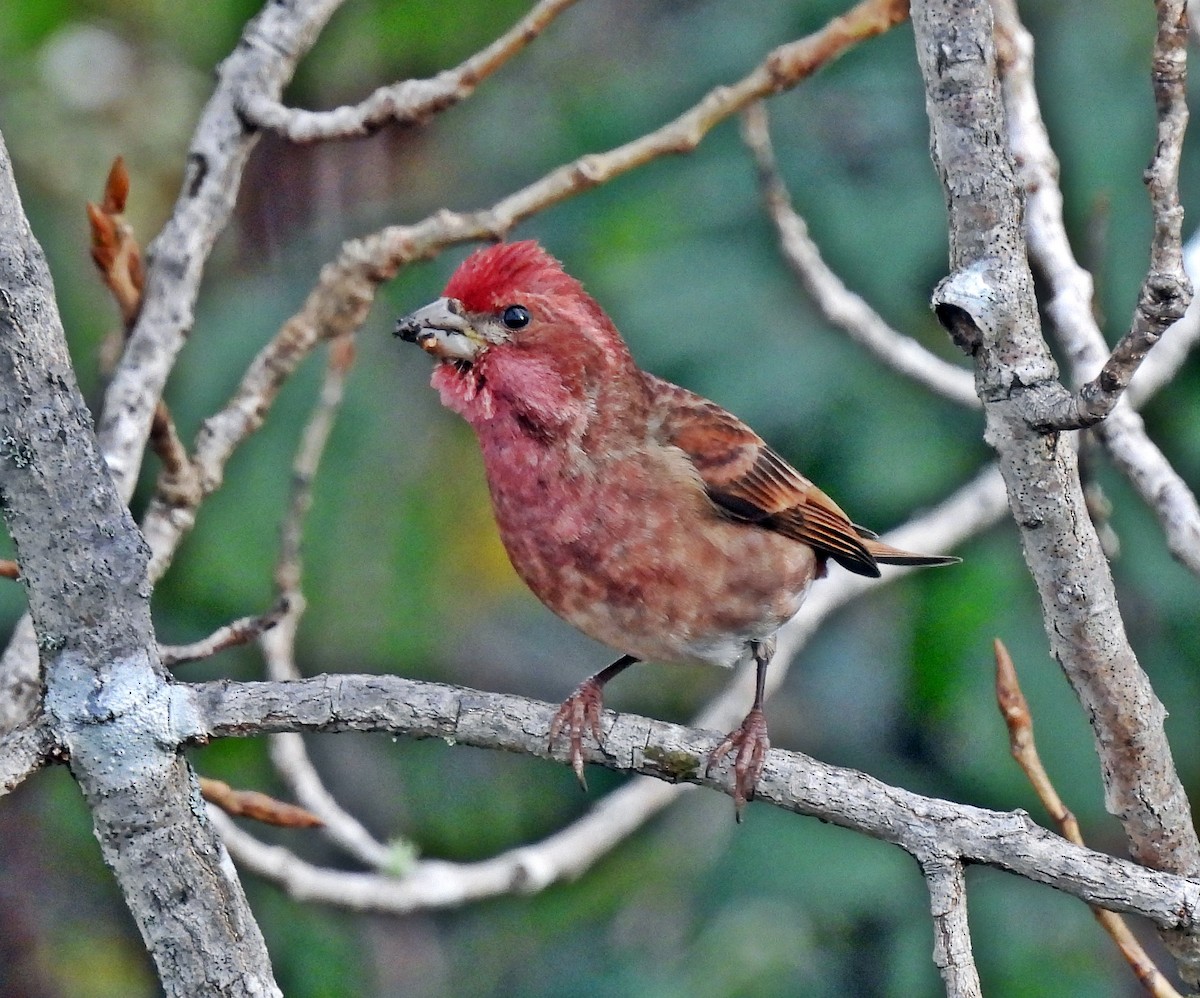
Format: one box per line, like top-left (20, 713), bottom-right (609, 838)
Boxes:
top-left (859, 535), bottom-right (960, 568)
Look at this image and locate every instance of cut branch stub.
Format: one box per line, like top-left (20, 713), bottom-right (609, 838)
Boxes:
top-left (932, 261), bottom-right (1001, 358)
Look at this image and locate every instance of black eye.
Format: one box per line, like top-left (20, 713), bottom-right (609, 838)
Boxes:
top-left (501, 305), bottom-right (530, 329)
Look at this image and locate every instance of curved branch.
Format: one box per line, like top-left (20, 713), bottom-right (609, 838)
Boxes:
top-left (185, 671), bottom-right (1200, 930)
top-left (740, 102), bottom-right (979, 409)
top-left (239, 0), bottom-right (580, 142)
top-left (1096, 406), bottom-right (1200, 577)
top-left (259, 340), bottom-right (393, 869)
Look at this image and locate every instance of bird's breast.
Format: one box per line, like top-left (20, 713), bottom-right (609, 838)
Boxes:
top-left (475, 425), bottom-right (817, 667)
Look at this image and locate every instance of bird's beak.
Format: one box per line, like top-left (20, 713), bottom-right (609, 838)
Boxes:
top-left (394, 297), bottom-right (482, 362)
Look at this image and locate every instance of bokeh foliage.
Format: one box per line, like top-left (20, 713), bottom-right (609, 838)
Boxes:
top-left (0, 1), bottom-right (1197, 995)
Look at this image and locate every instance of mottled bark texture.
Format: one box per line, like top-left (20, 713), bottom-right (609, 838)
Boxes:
top-left (911, 0), bottom-right (1200, 985)
top-left (0, 132), bottom-right (280, 997)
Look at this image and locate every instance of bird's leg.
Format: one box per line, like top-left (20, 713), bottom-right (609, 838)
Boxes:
top-left (706, 638), bottom-right (774, 820)
top-left (549, 654), bottom-right (639, 789)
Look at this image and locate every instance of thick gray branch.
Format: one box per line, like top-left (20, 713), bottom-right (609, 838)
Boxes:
top-left (185, 673), bottom-right (1200, 930)
top-left (0, 131), bottom-right (279, 996)
top-left (912, 0), bottom-right (1200, 982)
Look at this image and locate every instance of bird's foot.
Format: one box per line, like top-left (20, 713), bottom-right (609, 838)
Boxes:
top-left (548, 678), bottom-right (606, 790)
top-left (706, 707), bottom-right (770, 821)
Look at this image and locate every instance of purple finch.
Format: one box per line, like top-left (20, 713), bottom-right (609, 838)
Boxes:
top-left (395, 240), bottom-right (955, 815)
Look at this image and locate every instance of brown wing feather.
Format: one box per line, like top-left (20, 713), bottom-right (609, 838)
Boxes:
top-left (643, 373), bottom-right (880, 576)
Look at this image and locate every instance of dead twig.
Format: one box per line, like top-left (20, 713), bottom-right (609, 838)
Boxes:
top-left (200, 776), bottom-right (323, 829)
top-left (159, 599), bottom-right (289, 667)
top-left (994, 638), bottom-right (1182, 997)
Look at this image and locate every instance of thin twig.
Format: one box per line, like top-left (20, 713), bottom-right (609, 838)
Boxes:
top-left (275, 336), bottom-right (354, 595)
top-left (739, 102), bottom-right (978, 409)
top-left (97, 0), bottom-right (347, 504)
top-left (994, 639), bottom-right (1183, 998)
top-left (85, 156), bottom-right (197, 507)
top-left (199, 776), bottom-right (323, 828)
top-left (159, 600), bottom-right (289, 667)
top-left (86, 157), bottom-right (142, 329)
top-left (257, 336), bottom-right (394, 869)
top-left (239, 0), bottom-right (581, 142)
top-left (1131, 230), bottom-right (1200, 404)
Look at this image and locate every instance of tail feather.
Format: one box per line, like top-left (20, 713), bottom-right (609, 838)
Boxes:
top-left (861, 536), bottom-right (960, 568)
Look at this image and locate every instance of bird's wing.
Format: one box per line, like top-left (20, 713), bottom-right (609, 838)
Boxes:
top-left (644, 373), bottom-right (880, 577)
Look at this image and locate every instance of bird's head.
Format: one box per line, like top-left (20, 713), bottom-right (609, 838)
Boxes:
top-left (395, 241), bottom-right (636, 430)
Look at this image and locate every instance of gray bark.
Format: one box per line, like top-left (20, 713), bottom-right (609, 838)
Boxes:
top-left (0, 131), bottom-right (280, 997)
top-left (911, 0), bottom-right (1200, 984)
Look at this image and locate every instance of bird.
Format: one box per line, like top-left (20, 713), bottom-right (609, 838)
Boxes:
top-left (394, 240), bottom-right (956, 816)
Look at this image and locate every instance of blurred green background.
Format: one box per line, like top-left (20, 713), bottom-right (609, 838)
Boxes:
top-left (1, 1), bottom-right (1198, 995)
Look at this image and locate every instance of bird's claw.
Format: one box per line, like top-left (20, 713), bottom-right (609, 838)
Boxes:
top-left (706, 707), bottom-right (769, 821)
top-left (549, 678), bottom-right (606, 790)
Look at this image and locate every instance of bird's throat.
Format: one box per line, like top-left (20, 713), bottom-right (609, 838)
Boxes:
top-left (432, 349), bottom-right (589, 441)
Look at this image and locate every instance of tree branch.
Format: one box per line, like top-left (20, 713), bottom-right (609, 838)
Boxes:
top-left (739, 101), bottom-right (979, 409)
top-left (212, 464), bottom-right (1009, 914)
top-left (995, 639), bottom-right (1183, 997)
top-left (259, 336), bottom-right (394, 869)
top-left (96, 0), bottom-right (346, 502)
top-left (184, 672), bottom-right (1200, 929)
top-left (912, 0), bottom-right (1200, 982)
top-left (992, 0), bottom-right (1200, 580)
top-left (0, 129), bottom-right (279, 996)
top-left (0, 716), bottom-right (54, 796)
top-left (239, 0), bottom-right (580, 142)
top-left (997, 0), bottom-right (1191, 431)
top-left (921, 855), bottom-right (982, 998)
top-left (158, 599), bottom-right (289, 667)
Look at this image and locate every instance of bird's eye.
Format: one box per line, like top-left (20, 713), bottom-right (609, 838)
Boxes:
top-left (501, 305), bottom-right (531, 330)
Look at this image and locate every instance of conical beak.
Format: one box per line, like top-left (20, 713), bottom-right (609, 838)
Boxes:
top-left (394, 297), bottom-right (482, 362)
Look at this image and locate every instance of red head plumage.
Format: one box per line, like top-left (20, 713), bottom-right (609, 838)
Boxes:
top-left (443, 241), bottom-right (587, 314)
